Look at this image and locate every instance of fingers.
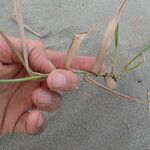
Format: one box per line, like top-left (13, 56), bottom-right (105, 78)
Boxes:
top-left (47, 69), bottom-right (77, 91)
top-left (32, 88), bottom-right (61, 112)
top-left (11, 86), bottom-right (62, 134)
top-left (46, 50), bottom-right (106, 73)
top-left (32, 68), bottom-right (77, 112)
top-left (25, 111), bottom-right (47, 135)
top-left (14, 111), bottom-right (47, 135)
top-left (14, 87), bottom-right (62, 134)
top-left (32, 69), bottom-right (76, 112)
top-left (27, 40), bottom-right (55, 73)
top-left (1, 35), bottom-right (105, 73)
top-left (0, 36), bottom-right (55, 73)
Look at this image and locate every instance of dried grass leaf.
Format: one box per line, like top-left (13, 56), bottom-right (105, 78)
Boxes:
top-left (0, 30), bottom-right (25, 66)
top-left (65, 33), bottom-right (87, 69)
top-left (0, 30), bottom-right (46, 77)
top-left (65, 26), bottom-right (95, 69)
top-left (11, 16), bottom-right (43, 38)
top-left (92, 0), bottom-right (126, 75)
top-left (83, 75), bottom-right (150, 104)
top-left (14, 0), bottom-right (31, 73)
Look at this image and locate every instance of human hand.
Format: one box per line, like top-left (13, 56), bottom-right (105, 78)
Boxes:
top-left (0, 35), bottom-right (105, 135)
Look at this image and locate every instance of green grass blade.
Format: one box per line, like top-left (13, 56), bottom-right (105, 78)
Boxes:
top-left (127, 45), bottom-right (150, 66)
top-left (117, 45), bottom-right (150, 80)
top-left (126, 58), bottom-right (144, 72)
top-left (115, 23), bottom-right (119, 48)
top-left (111, 23), bottom-right (119, 73)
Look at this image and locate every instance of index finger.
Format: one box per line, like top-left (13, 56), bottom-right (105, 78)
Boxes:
top-left (46, 50), bottom-right (105, 73)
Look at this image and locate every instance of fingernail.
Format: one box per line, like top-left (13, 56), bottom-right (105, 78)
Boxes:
top-left (36, 113), bottom-right (44, 128)
top-left (38, 89), bottom-right (53, 105)
top-left (52, 73), bottom-right (66, 88)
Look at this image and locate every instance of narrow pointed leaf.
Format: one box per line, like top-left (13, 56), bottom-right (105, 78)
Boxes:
top-left (83, 75), bottom-right (150, 103)
top-left (126, 55), bottom-right (145, 72)
top-left (11, 16), bottom-right (43, 38)
top-left (92, 0), bottom-right (126, 75)
top-left (0, 31), bottom-right (47, 77)
top-left (118, 45), bottom-right (150, 79)
top-left (14, 0), bottom-right (32, 73)
top-left (111, 23), bottom-right (119, 73)
top-left (127, 45), bottom-right (150, 66)
top-left (115, 23), bottom-right (119, 48)
top-left (0, 30), bottom-right (25, 67)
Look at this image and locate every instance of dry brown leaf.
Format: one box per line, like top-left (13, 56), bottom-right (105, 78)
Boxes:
top-left (0, 31), bottom-right (26, 67)
top-left (83, 75), bottom-right (150, 104)
top-left (0, 30), bottom-right (46, 77)
top-left (11, 16), bottom-right (43, 38)
top-left (14, 0), bottom-right (32, 73)
top-left (92, 0), bottom-right (126, 75)
top-left (65, 26), bottom-right (95, 69)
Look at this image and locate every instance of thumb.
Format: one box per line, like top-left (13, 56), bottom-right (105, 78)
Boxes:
top-left (28, 40), bottom-right (55, 73)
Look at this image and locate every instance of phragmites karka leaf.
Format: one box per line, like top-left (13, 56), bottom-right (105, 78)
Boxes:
top-left (92, 0), bottom-right (126, 75)
top-left (65, 26), bottom-right (95, 69)
top-left (83, 75), bottom-right (150, 104)
top-left (14, 0), bottom-right (32, 73)
top-left (11, 16), bottom-right (43, 38)
top-left (0, 30), bottom-right (25, 64)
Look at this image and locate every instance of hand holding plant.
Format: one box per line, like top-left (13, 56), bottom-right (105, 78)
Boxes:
top-left (0, 35), bottom-right (105, 134)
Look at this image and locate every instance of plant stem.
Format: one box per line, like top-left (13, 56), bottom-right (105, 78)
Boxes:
top-left (83, 75), bottom-right (150, 103)
top-left (0, 75), bottom-right (47, 83)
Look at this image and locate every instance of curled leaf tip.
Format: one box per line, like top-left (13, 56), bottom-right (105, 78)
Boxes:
top-left (65, 26), bottom-right (95, 69)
